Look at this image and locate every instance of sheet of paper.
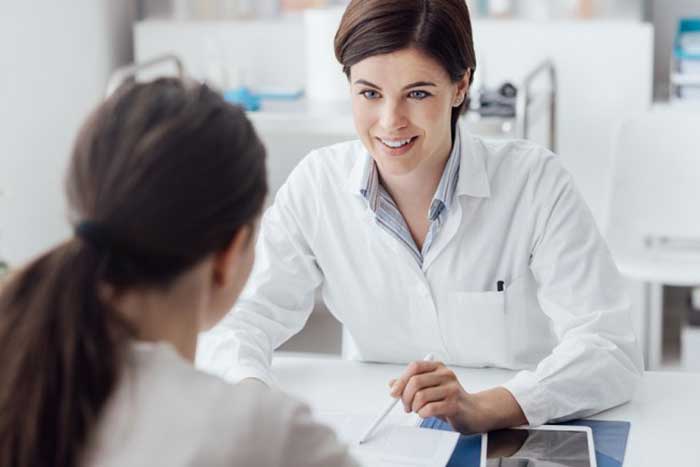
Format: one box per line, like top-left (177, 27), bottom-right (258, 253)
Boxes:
top-left (316, 412), bottom-right (459, 467)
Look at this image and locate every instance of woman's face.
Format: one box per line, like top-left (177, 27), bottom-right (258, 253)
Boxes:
top-left (349, 47), bottom-right (468, 177)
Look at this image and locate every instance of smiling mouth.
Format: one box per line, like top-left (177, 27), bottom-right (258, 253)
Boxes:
top-left (377, 136), bottom-right (418, 149)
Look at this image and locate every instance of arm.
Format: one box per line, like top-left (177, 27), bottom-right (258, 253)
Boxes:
top-left (197, 158), bottom-right (323, 386)
top-left (390, 156), bottom-right (643, 432)
top-left (499, 157), bottom-right (643, 426)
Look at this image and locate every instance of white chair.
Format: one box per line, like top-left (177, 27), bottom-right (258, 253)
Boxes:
top-left (606, 106), bottom-right (700, 369)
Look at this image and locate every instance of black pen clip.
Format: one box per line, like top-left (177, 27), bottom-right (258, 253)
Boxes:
top-left (497, 280), bottom-right (505, 292)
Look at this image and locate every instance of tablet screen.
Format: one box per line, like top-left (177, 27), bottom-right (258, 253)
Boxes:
top-left (486, 428), bottom-right (593, 467)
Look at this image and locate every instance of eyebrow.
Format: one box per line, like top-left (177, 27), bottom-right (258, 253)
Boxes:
top-left (352, 79), bottom-right (438, 90)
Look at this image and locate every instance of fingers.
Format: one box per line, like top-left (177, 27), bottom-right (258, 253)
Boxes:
top-left (390, 360), bottom-right (443, 398)
top-left (401, 372), bottom-right (446, 412)
top-left (416, 400), bottom-right (459, 420)
top-left (408, 385), bottom-right (448, 413)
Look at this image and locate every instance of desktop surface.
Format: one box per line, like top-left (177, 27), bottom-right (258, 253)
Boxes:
top-left (271, 354), bottom-right (700, 467)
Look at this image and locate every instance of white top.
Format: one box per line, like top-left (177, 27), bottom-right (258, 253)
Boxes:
top-left (199, 126), bottom-right (644, 427)
top-left (84, 341), bottom-right (358, 467)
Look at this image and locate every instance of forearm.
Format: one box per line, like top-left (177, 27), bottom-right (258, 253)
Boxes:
top-left (502, 330), bottom-right (642, 426)
top-left (196, 313), bottom-right (277, 385)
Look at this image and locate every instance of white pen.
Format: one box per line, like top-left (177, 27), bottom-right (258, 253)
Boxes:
top-left (358, 353), bottom-right (434, 444)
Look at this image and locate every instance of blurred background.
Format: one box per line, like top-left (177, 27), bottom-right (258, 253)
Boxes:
top-left (2, 0), bottom-right (700, 372)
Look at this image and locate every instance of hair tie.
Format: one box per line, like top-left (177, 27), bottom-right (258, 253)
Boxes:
top-left (75, 221), bottom-right (113, 251)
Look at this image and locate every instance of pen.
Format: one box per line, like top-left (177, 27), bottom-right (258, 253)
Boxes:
top-left (358, 353), bottom-right (434, 444)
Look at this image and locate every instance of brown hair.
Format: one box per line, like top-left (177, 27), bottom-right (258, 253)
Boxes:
top-left (334, 0), bottom-right (477, 134)
top-left (0, 79), bottom-right (267, 467)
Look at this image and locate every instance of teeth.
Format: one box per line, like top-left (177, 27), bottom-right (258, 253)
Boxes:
top-left (381, 137), bottom-right (413, 148)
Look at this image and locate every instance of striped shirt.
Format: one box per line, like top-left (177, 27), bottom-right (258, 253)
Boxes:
top-left (359, 128), bottom-right (462, 266)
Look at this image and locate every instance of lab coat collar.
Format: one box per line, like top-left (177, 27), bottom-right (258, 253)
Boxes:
top-left (346, 123), bottom-right (491, 200)
top-left (455, 124), bottom-right (491, 199)
top-left (347, 149), bottom-right (371, 196)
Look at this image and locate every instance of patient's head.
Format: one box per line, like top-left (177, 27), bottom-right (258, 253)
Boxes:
top-left (68, 78), bottom-right (268, 324)
top-left (0, 78), bottom-right (267, 467)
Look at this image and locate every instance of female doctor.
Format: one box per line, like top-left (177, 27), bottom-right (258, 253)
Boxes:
top-left (201, 0), bottom-right (643, 434)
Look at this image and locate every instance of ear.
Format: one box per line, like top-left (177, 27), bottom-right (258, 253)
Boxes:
top-left (212, 225), bottom-right (252, 288)
top-left (453, 70), bottom-right (471, 107)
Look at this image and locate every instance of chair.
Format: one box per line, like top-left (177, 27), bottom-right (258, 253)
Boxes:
top-left (606, 106), bottom-right (700, 369)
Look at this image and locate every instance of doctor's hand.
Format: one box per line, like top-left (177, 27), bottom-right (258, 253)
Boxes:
top-left (389, 360), bottom-right (528, 435)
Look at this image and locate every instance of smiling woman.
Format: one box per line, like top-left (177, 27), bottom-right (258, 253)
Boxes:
top-left (200, 0), bottom-right (643, 438)
top-left (332, 0), bottom-right (477, 247)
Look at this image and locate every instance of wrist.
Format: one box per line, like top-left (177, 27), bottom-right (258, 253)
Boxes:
top-left (467, 387), bottom-right (528, 433)
top-left (461, 391), bottom-right (495, 433)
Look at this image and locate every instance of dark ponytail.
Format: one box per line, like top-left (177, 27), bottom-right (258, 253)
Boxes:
top-left (0, 240), bottom-right (130, 467)
top-left (0, 79), bottom-right (267, 467)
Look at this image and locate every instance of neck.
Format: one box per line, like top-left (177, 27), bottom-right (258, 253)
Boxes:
top-left (380, 139), bottom-right (453, 212)
top-left (108, 267), bottom-right (208, 363)
top-left (380, 164), bottom-right (443, 212)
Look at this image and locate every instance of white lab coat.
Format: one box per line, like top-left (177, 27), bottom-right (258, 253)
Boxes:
top-left (199, 126), bottom-right (643, 427)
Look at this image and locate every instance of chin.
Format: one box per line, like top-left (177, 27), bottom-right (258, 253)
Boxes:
top-left (375, 156), bottom-right (420, 177)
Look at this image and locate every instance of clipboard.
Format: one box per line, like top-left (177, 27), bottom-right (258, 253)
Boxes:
top-left (421, 417), bottom-right (630, 467)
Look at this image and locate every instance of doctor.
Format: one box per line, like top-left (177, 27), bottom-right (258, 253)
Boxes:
top-left (201, 0), bottom-right (643, 434)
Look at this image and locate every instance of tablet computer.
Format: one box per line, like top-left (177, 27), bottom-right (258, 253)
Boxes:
top-left (480, 425), bottom-right (597, 467)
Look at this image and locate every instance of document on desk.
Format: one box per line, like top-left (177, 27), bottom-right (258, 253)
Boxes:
top-left (316, 412), bottom-right (459, 467)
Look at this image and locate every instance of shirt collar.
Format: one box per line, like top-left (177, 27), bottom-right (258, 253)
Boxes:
top-left (427, 126), bottom-right (462, 220)
top-left (358, 156), bottom-right (380, 212)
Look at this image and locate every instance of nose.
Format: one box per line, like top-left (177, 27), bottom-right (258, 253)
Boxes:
top-left (379, 99), bottom-right (408, 132)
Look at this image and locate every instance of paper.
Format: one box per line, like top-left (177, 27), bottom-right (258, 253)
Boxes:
top-left (316, 412), bottom-right (459, 467)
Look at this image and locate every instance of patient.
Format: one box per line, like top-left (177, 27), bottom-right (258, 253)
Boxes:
top-left (0, 79), bottom-right (358, 467)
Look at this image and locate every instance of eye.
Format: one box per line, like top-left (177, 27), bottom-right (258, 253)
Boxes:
top-left (359, 89), bottom-right (381, 100)
top-left (408, 90), bottom-right (431, 100)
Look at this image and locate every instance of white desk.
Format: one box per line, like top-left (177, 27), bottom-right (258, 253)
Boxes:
top-left (271, 355), bottom-right (700, 466)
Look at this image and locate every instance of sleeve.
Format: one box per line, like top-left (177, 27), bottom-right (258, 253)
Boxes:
top-left (501, 154), bottom-right (644, 427)
top-left (196, 155), bottom-right (324, 386)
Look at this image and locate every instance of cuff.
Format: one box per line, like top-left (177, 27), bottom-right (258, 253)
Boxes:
top-left (500, 370), bottom-right (551, 427)
top-left (222, 364), bottom-right (278, 388)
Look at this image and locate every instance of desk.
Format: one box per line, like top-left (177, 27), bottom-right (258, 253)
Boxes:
top-left (272, 354), bottom-right (700, 466)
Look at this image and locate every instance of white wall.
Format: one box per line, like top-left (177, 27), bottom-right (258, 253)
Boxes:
top-left (0, 1), bottom-right (134, 265)
top-left (472, 20), bottom-right (653, 231)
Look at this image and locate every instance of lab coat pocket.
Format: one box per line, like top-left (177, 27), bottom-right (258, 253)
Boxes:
top-left (445, 290), bottom-right (508, 367)
top-left (503, 272), bottom-right (555, 367)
